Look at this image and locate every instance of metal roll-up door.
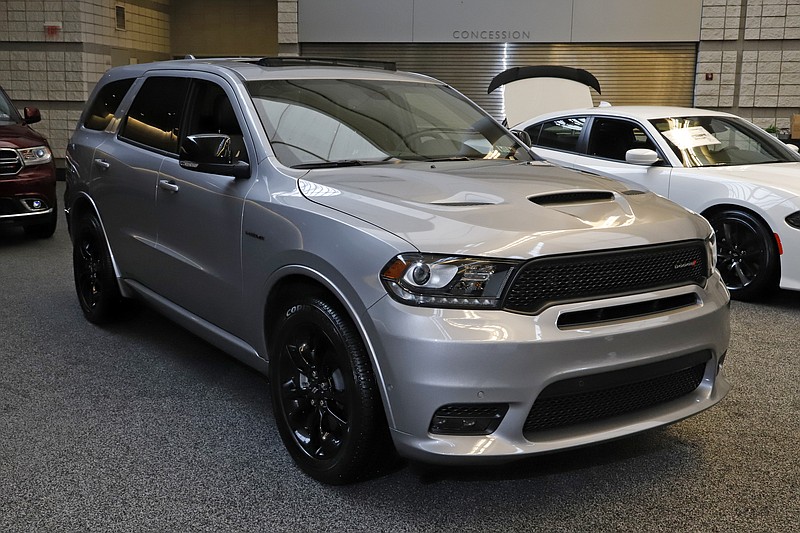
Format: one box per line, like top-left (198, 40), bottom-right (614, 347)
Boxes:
top-left (301, 42), bottom-right (697, 120)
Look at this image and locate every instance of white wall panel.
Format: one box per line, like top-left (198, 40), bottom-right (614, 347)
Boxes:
top-left (299, 0), bottom-right (414, 42)
top-left (412, 0), bottom-right (572, 43)
top-left (298, 0), bottom-right (703, 43)
top-left (572, 0), bottom-right (702, 42)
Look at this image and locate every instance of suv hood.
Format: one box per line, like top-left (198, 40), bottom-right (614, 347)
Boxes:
top-left (299, 160), bottom-right (709, 258)
top-left (0, 122), bottom-right (48, 149)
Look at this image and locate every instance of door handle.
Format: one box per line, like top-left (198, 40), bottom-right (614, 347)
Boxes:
top-left (158, 179), bottom-right (179, 193)
top-left (93, 158), bottom-right (110, 170)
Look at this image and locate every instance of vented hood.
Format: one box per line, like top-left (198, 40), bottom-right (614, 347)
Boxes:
top-left (297, 160), bottom-right (710, 259)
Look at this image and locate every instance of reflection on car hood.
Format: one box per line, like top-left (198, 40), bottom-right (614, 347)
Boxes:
top-left (299, 160), bottom-right (709, 258)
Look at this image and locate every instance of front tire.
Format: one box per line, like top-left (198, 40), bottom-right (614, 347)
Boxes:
top-left (72, 214), bottom-right (123, 323)
top-left (708, 208), bottom-right (778, 301)
top-left (269, 295), bottom-right (390, 484)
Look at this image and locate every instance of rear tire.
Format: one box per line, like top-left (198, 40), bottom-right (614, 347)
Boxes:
top-left (269, 295), bottom-right (391, 484)
top-left (708, 208), bottom-right (778, 301)
top-left (72, 214), bottom-right (123, 323)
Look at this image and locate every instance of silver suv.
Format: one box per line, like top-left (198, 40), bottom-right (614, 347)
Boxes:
top-left (65, 57), bottom-right (730, 484)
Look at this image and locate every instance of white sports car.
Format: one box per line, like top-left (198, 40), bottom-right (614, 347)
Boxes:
top-left (498, 67), bottom-right (800, 300)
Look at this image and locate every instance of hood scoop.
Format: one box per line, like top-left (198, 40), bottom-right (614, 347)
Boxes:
top-left (528, 189), bottom-right (634, 227)
top-left (529, 191), bottom-right (614, 206)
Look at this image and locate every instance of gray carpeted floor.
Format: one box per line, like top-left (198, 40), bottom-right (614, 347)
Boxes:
top-left (1, 184), bottom-right (798, 532)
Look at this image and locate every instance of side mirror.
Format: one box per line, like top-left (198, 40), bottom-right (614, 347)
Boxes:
top-left (625, 148), bottom-right (660, 166)
top-left (179, 134), bottom-right (250, 179)
top-left (511, 129), bottom-right (532, 147)
top-left (23, 107), bottom-right (41, 125)
top-left (785, 143), bottom-right (800, 153)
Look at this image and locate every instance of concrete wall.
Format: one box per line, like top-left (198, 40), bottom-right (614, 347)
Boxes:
top-left (0, 0), bottom-right (171, 161)
top-left (697, 0), bottom-right (800, 132)
top-left (170, 0), bottom-right (278, 57)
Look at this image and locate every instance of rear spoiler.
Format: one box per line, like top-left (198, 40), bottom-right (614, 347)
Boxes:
top-left (488, 65), bottom-right (601, 94)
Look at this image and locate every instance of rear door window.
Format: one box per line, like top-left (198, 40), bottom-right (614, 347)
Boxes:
top-left (119, 76), bottom-right (190, 154)
top-left (83, 78), bottom-right (135, 131)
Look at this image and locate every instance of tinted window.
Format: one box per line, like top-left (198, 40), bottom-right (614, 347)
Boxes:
top-left (185, 80), bottom-right (248, 163)
top-left (83, 78), bottom-right (135, 131)
top-left (528, 117), bottom-right (586, 152)
top-left (588, 118), bottom-right (657, 161)
top-left (120, 77), bottom-right (190, 154)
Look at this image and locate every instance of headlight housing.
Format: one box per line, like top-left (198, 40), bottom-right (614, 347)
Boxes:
top-left (380, 253), bottom-right (520, 309)
top-left (18, 146), bottom-right (53, 166)
top-left (706, 229), bottom-right (717, 274)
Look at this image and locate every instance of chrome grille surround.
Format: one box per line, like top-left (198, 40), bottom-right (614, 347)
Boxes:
top-left (0, 148), bottom-right (22, 176)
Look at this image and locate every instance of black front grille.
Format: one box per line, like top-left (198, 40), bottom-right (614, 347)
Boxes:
top-left (523, 351), bottom-right (710, 435)
top-left (0, 148), bottom-right (21, 175)
top-left (503, 240), bottom-right (708, 314)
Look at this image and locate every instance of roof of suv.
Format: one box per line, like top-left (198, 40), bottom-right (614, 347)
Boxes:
top-left (102, 57), bottom-right (440, 84)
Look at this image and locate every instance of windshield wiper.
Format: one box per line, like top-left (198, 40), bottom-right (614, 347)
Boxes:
top-left (291, 159), bottom-right (393, 169)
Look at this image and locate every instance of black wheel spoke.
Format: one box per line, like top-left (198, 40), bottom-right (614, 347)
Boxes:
top-left (710, 209), bottom-right (777, 299)
top-left (285, 342), bottom-right (313, 375)
top-left (320, 402), bottom-right (348, 431)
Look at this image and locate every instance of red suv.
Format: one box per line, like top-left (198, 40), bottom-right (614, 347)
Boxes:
top-left (0, 84), bottom-right (57, 238)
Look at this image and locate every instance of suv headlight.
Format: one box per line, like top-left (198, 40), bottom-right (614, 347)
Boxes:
top-left (18, 146), bottom-right (53, 166)
top-left (706, 229), bottom-right (717, 274)
top-left (380, 253), bottom-right (520, 309)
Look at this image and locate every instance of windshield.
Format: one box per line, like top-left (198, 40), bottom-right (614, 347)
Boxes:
top-left (650, 115), bottom-right (800, 168)
top-left (0, 89), bottom-right (21, 126)
top-left (246, 79), bottom-right (531, 168)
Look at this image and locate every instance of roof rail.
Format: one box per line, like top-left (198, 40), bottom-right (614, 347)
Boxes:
top-left (255, 56), bottom-right (396, 71)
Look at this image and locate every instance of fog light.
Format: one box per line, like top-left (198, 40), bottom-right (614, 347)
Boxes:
top-left (22, 198), bottom-right (47, 211)
top-left (429, 403), bottom-right (508, 435)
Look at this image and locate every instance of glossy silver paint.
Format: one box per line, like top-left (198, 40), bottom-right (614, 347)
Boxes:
top-left (65, 59), bottom-right (730, 464)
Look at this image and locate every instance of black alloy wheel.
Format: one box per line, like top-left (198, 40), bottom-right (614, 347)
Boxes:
top-left (270, 295), bottom-right (390, 485)
top-left (72, 214), bottom-right (122, 323)
top-left (708, 208), bottom-right (778, 301)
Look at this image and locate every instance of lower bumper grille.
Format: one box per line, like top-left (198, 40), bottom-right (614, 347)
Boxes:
top-left (524, 350), bottom-right (710, 435)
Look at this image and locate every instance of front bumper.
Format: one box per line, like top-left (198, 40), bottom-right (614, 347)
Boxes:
top-left (0, 165), bottom-right (57, 226)
top-left (367, 273), bottom-right (731, 464)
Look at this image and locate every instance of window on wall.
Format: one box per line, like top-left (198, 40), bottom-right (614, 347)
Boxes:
top-left (115, 6), bottom-right (126, 30)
